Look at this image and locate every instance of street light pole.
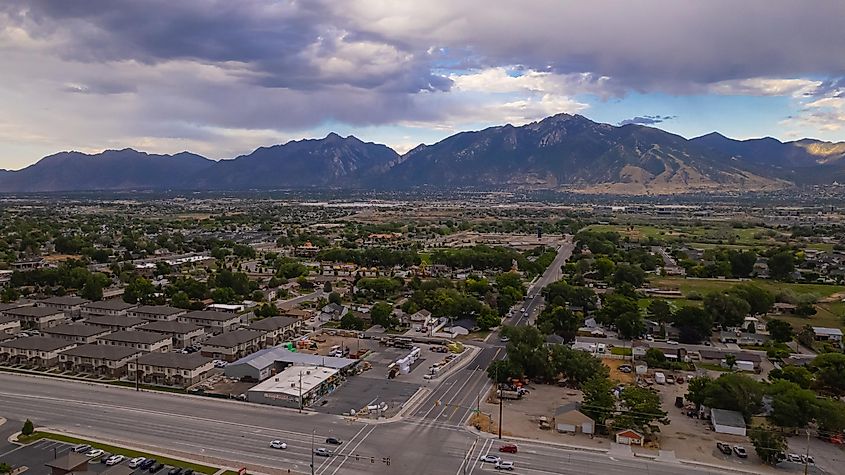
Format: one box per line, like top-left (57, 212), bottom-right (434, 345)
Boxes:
top-left (310, 428), bottom-right (315, 475)
top-left (299, 370), bottom-right (303, 414)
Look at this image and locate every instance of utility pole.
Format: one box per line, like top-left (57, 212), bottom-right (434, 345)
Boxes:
top-left (299, 370), bottom-right (303, 414)
top-left (498, 385), bottom-right (503, 439)
top-left (804, 429), bottom-right (810, 475)
top-left (310, 429), bottom-right (315, 475)
top-left (135, 353), bottom-right (140, 391)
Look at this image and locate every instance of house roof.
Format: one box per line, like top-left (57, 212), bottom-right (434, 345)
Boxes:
top-left (99, 330), bottom-right (170, 344)
top-left (4, 306), bottom-right (64, 317)
top-left (554, 403), bottom-right (594, 425)
top-left (699, 349), bottom-right (762, 363)
top-left (137, 321), bottom-right (203, 334)
top-left (711, 408), bottom-right (746, 429)
top-left (203, 329), bottom-right (265, 348)
top-left (40, 296), bottom-right (90, 307)
top-left (813, 327), bottom-right (843, 336)
top-left (0, 302), bottom-right (27, 313)
top-left (83, 315), bottom-right (146, 328)
top-left (615, 429), bottom-right (643, 439)
top-left (131, 305), bottom-right (186, 316)
top-left (43, 324), bottom-right (110, 338)
top-left (0, 336), bottom-right (76, 351)
top-left (248, 316), bottom-right (299, 331)
top-left (135, 351), bottom-right (212, 370)
top-left (182, 310), bottom-right (240, 322)
top-left (61, 343), bottom-right (141, 360)
top-left (82, 300), bottom-right (137, 311)
top-left (228, 346), bottom-right (356, 371)
top-left (45, 451), bottom-right (90, 471)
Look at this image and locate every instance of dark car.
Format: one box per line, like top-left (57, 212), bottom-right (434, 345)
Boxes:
top-left (99, 452), bottom-right (113, 463)
top-left (140, 459), bottom-right (157, 470)
top-left (326, 437), bottom-right (342, 445)
top-left (498, 444), bottom-right (518, 454)
top-left (716, 442), bottom-right (732, 455)
top-left (149, 464), bottom-right (165, 473)
top-left (168, 468), bottom-right (183, 475)
top-left (183, 470), bottom-right (194, 475)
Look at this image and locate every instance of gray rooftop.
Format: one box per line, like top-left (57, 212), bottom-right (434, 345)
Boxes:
top-left (135, 351), bottom-right (212, 370)
top-left (0, 336), bottom-right (76, 352)
top-left (99, 330), bottom-right (170, 344)
top-left (248, 316), bottom-right (299, 331)
top-left (82, 300), bottom-right (138, 311)
top-left (40, 296), bottom-right (90, 306)
top-left (61, 343), bottom-right (141, 360)
top-left (203, 329), bottom-right (265, 348)
top-left (711, 408), bottom-right (746, 428)
top-left (699, 349), bottom-right (762, 363)
top-left (183, 310), bottom-right (240, 322)
top-left (83, 315), bottom-right (147, 328)
top-left (131, 305), bottom-right (186, 316)
top-left (138, 321), bottom-right (204, 334)
top-left (42, 324), bottom-right (110, 338)
top-left (0, 302), bottom-right (27, 313)
top-left (227, 346), bottom-right (357, 371)
top-left (3, 306), bottom-right (65, 317)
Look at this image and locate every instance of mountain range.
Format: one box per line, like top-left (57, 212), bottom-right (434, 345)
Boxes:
top-left (2, 113), bottom-right (844, 194)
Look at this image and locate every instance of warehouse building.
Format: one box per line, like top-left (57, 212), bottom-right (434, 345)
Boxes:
top-left (225, 346), bottom-right (357, 382)
top-left (246, 365), bottom-right (339, 408)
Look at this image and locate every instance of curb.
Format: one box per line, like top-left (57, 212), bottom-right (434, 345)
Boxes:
top-left (431, 344), bottom-right (480, 382)
top-left (463, 425), bottom-right (610, 455)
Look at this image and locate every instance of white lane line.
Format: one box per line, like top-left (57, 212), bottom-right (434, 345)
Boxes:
top-left (314, 424), bottom-right (367, 475)
top-left (325, 424), bottom-right (377, 475)
top-left (468, 438), bottom-right (492, 475)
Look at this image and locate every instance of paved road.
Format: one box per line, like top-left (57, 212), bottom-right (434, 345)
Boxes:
top-left (514, 236), bottom-right (574, 327)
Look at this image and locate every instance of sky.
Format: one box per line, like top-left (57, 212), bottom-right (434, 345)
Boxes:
top-left (1, 0), bottom-right (845, 169)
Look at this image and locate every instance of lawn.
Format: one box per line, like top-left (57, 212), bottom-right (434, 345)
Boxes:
top-left (774, 302), bottom-right (845, 331)
top-left (583, 223), bottom-right (785, 248)
top-left (17, 432), bottom-right (218, 474)
top-left (649, 276), bottom-right (845, 301)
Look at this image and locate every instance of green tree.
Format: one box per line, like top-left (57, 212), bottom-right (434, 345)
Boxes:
top-left (749, 427), bottom-right (786, 465)
top-left (594, 257), bottom-right (616, 281)
top-left (703, 373), bottom-right (763, 420)
top-left (370, 302), bottom-right (397, 329)
top-left (767, 381), bottom-right (818, 428)
top-left (729, 284), bottom-right (774, 315)
top-left (339, 313), bottom-right (365, 331)
top-left (646, 300), bottom-right (673, 325)
top-left (171, 291), bottom-right (191, 309)
top-left (769, 251), bottom-right (795, 281)
top-left (704, 292), bottom-right (750, 327)
top-left (536, 305), bottom-right (579, 341)
top-left (724, 353), bottom-right (737, 371)
top-left (815, 398), bottom-right (845, 434)
top-left (323, 281), bottom-right (332, 293)
top-left (328, 292), bottom-right (342, 305)
top-left (797, 324), bottom-right (815, 348)
top-left (613, 263), bottom-right (646, 288)
top-left (476, 306), bottom-right (501, 331)
top-left (685, 376), bottom-right (712, 409)
top-left (810, 352), bottom-right (845, 395)
top-left (766, 319), bottom-right (793, 343)
top-left (672, 306), bottom-right (714, 344)
top-left (613, 387), bottom-right (669, 435)
top-left (644, 348), bottom-right (668, 368)
top-left (487, 358), bottom-right (519, 383)
top-left (255, 303), bottom-right (280, 318)
top-left (794, 302), bottom-right (817, 317)
top-left (211, 286), bottom-right (238, 304)
top-left (728, 250), bottom-right (757, 278)
top-left (597, 293), bottom-right (639, 326)
top-left (80, 274), bottom-right (104, 301)
top-left (769, 365), bottom-right (813, 389)
top-left (21, 419), bottom-right (34, 436)
top-left (124, 277), bottom-right (156, 304)
top-left (0, 462), bottom-right (12, 474)
top-left (548, 344), bottom-right (609, 386)
top-left (581, 376), bottom-right (616, 432)
top-left (616, 310), bottom-right (645, 340)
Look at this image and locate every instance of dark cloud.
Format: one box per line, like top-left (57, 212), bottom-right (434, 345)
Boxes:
top-left (618, 115), bottom-right (677, 126)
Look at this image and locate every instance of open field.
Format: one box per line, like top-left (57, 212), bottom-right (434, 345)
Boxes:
top-left (583, 223), bottom-right (786, 248)
top-left (650, 276), bottom-right (845, 300)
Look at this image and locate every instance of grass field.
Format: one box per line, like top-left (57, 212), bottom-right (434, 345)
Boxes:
top-left (649, 276), bottom-right (845, 300)
top-left (582, 223), bottom-right (785, 248)
top-left (17, 432), bottom-right (218, 474)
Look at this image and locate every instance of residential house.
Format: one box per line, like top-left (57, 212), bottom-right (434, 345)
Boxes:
top-left (615, 429), bottom-right (644, 446)
top-left (38, 296), bottom-right (90, 319)
top-left (98, 330), bottom-right (172, 353)
top-left (127, 305), bottom-right (187, 322)
top-left (179, 310), bottom-right (241, 334)
top-left (0, 314), bottom-right (21, 335)
top-left (83, 315), bottom-right (147, 332)
top-left (248, 316), bottom-right (300, 345)
top-left (409, 309), bottom-right (434, 332)
top-left (80, 300), bottom-right (138, 318)
top-left (318, 303), bottom-right (347, 322)
top-left (718, 331), bottom-right (767, 346)
top-left (553, 403), bottom-right (595, 434)
top-left (3, 305), bottom-right (66, 330)
top-left (0, 336), bottom-right (76, 367)
top-left (127, 352), bottom-right (214, 388)
top-left (812, 327), bottom-right (843, 342)
top-left (699, 349), bottom-right (762, 371)
top-left (201, 329), bottom-right (267, 362)
top-left (58, 344), bottom-right (141, 378)
top-left (42, 323), bottom-right (111, 344)
top-left (137, 321), bottom-right (206, 349)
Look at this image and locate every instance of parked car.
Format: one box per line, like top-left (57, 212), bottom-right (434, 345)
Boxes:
top-left (716, 442), bottom-right (732, 455)
top-left (498, 444), bottom-right (518, 453)
top-left (787, 453), bottom-right (803, 463)
top-left (270, 440), bottom-right (287, 449)
top-left (499, 336), bottom-right (510, 343)
top-left (479, 455), bottom-right (501, 463)
top-left (99, 452), bottom-right (113, 463)
top-left (665, 375), bottom-right (675, 384)
top-left (326, 437), bottom-right (342, 445)
top-left (183, 470), bottom-right (194, 475)
top-left (139, 459), bottom-right (157, 470)
top-left (494, 461), bottom-right (514, 471)
top-left (618, 365), bottom-right (633, 373)
top-left (149, 463), bottom-right (165, 473)
top-left (73, 444), bottom-right (92, 453)
top-left (85, 449), bottom-right (104, 458)
top-left (168, 467), bottom-right (183, 475)
top-left (106, 455), bottom-right (126, 466)
top-left (128, 457), bottom-right (146, 468)
top-left (733, 446), bottom-right (748, 458)
top-left (314, 448), bottom-right (332, 457)
top-left (801, 455), bottom-right (815, 465)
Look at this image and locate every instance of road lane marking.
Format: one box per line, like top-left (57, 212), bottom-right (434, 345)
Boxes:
top-left (323, 424), bottom-right (377, 475)
top-left (314, 424), bottom-right (368, 474)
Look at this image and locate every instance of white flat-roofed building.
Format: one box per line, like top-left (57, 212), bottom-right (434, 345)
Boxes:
top-left (98, 330), bottom-right (172, 353)
top-left (246, 365), bottom-right (339, 408)
top-left (127, 305), bottom-right (187, 322)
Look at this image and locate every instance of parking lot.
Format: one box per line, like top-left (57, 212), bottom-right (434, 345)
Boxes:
top-left (0, 439), bottom-right (210, 475)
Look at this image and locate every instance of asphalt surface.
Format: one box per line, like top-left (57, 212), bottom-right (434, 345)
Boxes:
top-left (513, 237), bottom-right (574, 327)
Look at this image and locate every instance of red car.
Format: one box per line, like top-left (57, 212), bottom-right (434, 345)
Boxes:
top-left (498, 444), bottom-right (518, 454)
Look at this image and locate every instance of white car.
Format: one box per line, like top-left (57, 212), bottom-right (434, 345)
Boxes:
top-left (128, 457), bottom-right (146, 468)
top-left (314, 447), bottom-right (332, 457)
top-left (666, 340), bottom-right (679, 345)
top-left (479, 455), bottom-right (501, 463)
top-left (270, 440), bottom-right (287, 449)
top-left (85, 449), bottom-right (104, 458)
top-left (105, 455), bottom-right (125, 466)
top-left (495, 461), bottom-right (514, 471)
top-left (787, 453), bottom-right (803, 463)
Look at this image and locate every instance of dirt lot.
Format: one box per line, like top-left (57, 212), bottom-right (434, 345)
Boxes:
top-left (602, 357), bottom-right (635, 384)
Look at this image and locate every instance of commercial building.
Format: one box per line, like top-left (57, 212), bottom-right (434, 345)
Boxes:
top-left (83, 314), bottom-right (147, 332)
top-left (80, 300), bottom-right (138, 318)
top-left (38, 296), bottom-right (90, 319)
top-left (2, 306), bottom-right (67, 330)
top-left (225, 346), bottom-right (357, 382)
top-left (711, 408), bottom-right (747, 436)
top-left (58, 344), bottom-right (142, 377)
top-left (248, 316), bottom-right (301, 345)
top-left (179, 310), bottom-right (241, 334)
top-left (127, 352), bottom-right (214, 388)
top-left (42, 323), bottom-right (111, 344)
top-left (246, 365), bottom-right (340, 408)
top-left (98, 330), bottom-right (172, 353)
top-left (201, 329), bottom-right (266, 362)
top-left (137, 320), bottom-right (206, 348)
top-left (0, 336), bottom-right (76, 367)
top-left (127, 305), bottom-right (187, 322)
